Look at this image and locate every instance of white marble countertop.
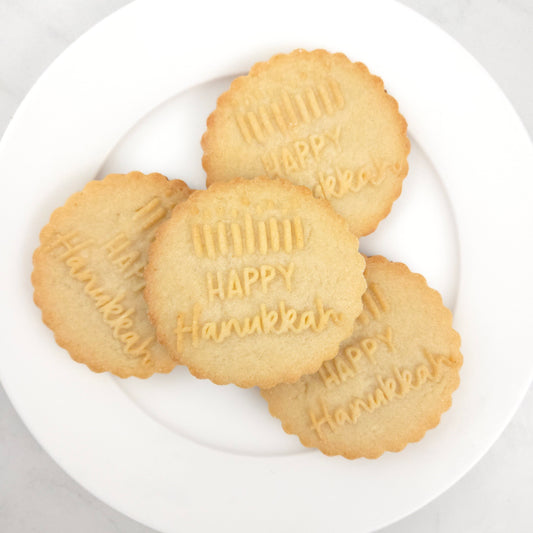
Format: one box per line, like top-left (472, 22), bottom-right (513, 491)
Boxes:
top-left (0, 1), bottom-right (532, 532)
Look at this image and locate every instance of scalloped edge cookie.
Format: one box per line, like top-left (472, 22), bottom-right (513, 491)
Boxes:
top-left (32, 171), bottom-right (192, 378)
top-left (202, 49), bottom-right (410, 236)
top-left (261, 255), bottom-right (462, 459)
top-left (144, 177), bottom-right (367, 388)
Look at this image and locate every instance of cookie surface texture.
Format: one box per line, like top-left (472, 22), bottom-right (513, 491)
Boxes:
top-left (32, 172), bottom-right (192, 378)
top-left (261, 256), bottom-right (462, 459)
top-left (144, 177), bottom-right (366, 388)
top-left (202, 49), bottom-right (410, 236)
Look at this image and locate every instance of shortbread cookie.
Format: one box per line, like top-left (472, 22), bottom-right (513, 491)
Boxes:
top-left (32, 172), bottom-right (192, 378)
top-left (262, 256), bottom-right (462, 458)
top-left (202, 49), bottom-right (410, 236)
top-left (144, 177), bottom-right (366, 388)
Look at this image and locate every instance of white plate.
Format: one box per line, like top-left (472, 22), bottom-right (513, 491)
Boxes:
top-left (1, 0), bottom-right (532, 531)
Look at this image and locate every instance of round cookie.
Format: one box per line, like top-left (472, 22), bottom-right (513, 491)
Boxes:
top-left (202, 49), bottom-right (410, 236)
top-left (32, 172), bottom-right (192, 378)
top-left (144, 177), bottom-right (366, 388)
top-left (261, 256), bottom-right (462, 459)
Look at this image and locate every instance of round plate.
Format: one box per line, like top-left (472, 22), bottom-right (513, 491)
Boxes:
top-left (1, 0), bottom-right (532, 532)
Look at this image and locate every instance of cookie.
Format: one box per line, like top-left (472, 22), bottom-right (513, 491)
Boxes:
top-left (202, 49), bottom-right (410, 236)
top-left (261, 256), bottom-right (462, 459)
top-left (32, 172), bottom-right (192, 378)
top-left (144, 177), bottom-right (366, 388)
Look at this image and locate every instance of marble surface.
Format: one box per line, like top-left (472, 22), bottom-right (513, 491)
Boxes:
top-left (0, 0), bottom-right (532, 531)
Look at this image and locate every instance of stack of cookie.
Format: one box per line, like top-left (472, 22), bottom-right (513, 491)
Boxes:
top-left (32, 49), bottom-right (462, 459)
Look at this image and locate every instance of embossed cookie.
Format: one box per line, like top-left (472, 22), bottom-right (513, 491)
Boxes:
top-left (262, 256), bottom-right (462, 459)
top-left (202, 49), bottom-right (410, 236)
top-left (32, 172), bottom-right (192, 378)
top-left (144, 177), bottom-right (366, 388)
